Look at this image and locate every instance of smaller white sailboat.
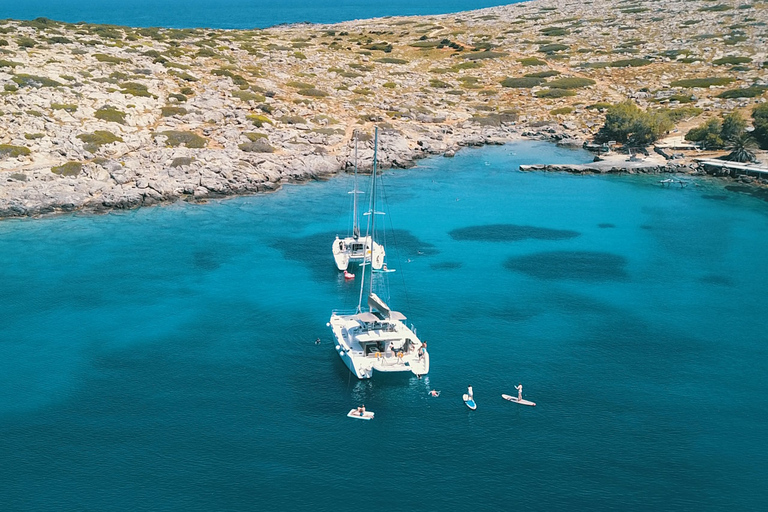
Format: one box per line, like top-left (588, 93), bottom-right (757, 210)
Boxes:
top-left (332, 135), bottom-right (385, 272)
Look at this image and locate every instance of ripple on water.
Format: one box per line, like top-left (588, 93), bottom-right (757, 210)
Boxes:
top-left (449, 224), bottom-right (580, 242)
top-left (504, 251), bottom-right (629, 282)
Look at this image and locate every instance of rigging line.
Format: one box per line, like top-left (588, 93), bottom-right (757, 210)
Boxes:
top-left (379, 172), bottom-right (412, 314)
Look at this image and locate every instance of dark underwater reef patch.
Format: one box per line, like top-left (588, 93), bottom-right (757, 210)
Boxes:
top-left (430, 261), bottom-right (462, 270)
top-left (449, 224), bottom-right (579, 242)
top-left (701, 194), bottom-right (728, 201)
top-left (504, 251), bottom-right (628, 282)
top-left (699, 274), bottom-right (734, 286)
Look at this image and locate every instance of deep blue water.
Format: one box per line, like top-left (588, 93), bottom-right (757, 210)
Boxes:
top-left (1, 0), bottom-right (522, 28)
top-left (1, 141), bottom-right (767, 510)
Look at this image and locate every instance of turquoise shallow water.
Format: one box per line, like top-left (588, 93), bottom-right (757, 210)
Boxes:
top-left (2, 0), bottom-right (522, 28)
top-left (1, 142), bottom-right (767, 510)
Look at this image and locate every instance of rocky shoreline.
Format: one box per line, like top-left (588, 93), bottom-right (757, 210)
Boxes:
top-left (1, 0), bottom-right (767, 219)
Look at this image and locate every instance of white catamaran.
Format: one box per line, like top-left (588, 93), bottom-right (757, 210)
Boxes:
top-left (328, 128), bottom-right (429, 379)
top-left (332, 135), bottom-right (385, 272)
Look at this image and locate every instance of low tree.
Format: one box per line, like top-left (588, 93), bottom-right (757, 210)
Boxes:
top-left (686, 111), bottom-right (750, 150)
top-left (720, 112), bottom-right (748, 143)
top-left (595, 101), bottom-right (673, 145)
top-left (752, 103), bottom-right (768, 150)
top-left (685, 118), bottom-right (724, 149)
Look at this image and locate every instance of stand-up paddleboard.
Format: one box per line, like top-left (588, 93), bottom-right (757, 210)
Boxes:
top-left (502, 394), bottom-right (536, 407)
top-left (347, 408), bottom-right (374, 420)
top-left (462, 394), bottom-right (477, 410)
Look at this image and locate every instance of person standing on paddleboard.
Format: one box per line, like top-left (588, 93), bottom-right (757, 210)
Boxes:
top-left (515, 383), bottom-right (523, 400)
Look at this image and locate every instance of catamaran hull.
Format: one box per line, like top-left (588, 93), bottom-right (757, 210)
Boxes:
top-left (329, 314), bottom-right (429, 380)
top-left (332, 236), bottom-right (385, 271)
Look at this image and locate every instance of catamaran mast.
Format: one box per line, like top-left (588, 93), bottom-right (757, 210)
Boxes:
top-left (356, 127), bottom-right (378, 313)
top-left (352, 135), bottom-right (360, 239)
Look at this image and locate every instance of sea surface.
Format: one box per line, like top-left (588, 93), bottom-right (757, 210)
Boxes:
top-left (1, 0), bottom-right (522, 28)
top-left (1, 141), bottom-right (767, 511)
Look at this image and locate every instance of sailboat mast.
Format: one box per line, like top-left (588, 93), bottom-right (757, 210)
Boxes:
top-left (367, 127), bottom-right (379, 310)
top-left (352, 135), bottom-right (359, 239)
top-left (356, 127), bottom-right (378, 313)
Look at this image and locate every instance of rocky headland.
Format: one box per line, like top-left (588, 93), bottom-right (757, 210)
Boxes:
top-left (1, 0), bottom-right (767, 218)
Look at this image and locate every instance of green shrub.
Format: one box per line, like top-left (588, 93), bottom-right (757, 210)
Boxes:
top-left (429, 78), bottom-right (452, 89)
top-left (663, 106), bottom-right (703, 122)
top-left (120, 82), bottom-right (154, 97)
top-left (550, 107), bottom-right (574, 115)
top-left (51, 161), bottom-right (83, 176)
top-left (0, 144), bottom-right (31, 158)
top-left (77, 130), bottom-right (123, 152)
top-left (25, 133), bottom-right (45, 140)
top-left (524, 70), bottom-right (559, 78)
top-left (518, 57), bottom-right (547, 66)
top-left (538, 43), bottom-right (568, 54)
top-left (95, 106), bottom-right (127, 124)
top-left (17, 36), bottom-right (37, 48)
top-left (717, 86), bottom-right (767, 99)
top-left (712, 56), bottom-right (751, 66)
top-left (410, 41), bottom-right (440, 48)
top-left (0, 59), bottom-right (21, 68)
top-left (546, 77), bottom-right (595, 89)
top-left (452, 61), bottom-right (483, 71)
top-left (51, 103), bottom-right (78, 112)
top-left (363, 42), bottom-right (392, 52)
top-left (244, 132), bottom-right (269, 141)
top-left (298, 88), bottom-right (327, 97)
top-left (463, 51), bottom-right (505, 60)
top-left (699, 4), bottom-right (732, 12)
top-left (239, 139), bottom-right (274, 153)
top-left (382, 82), bottom-right (396, 89)
top-left (159, 130), bottom-right (206, 148)
top-left (161, 106), bottom-right (187, 117)
top-left (93, 53), bottom-right (128, 64)
top-left (232, 90), bottom-right (266, 102)
top-left (180, 87), bottom-right (194, 96)
top-left (168, 93), bottom-right (187, 102)
top-left (586, 102), bottom-right (613, 111)
top-left (247, 114), bottom-right (272, 127)
top-left (610, 58), bottom-right (652, 67)
top-left (539, 27), bottom-right (569, 36)
top-left (670, 77), bottom-right (734, 88)
top-left (12, 74), bottom-right (62, 88)
top-left (500, 76), bottom-right (545, 88)
top-left (375, 57), bottom-right (408, 64)
top-left (212, 68), bottom-right (248, 88)
top-left (280, 115), bottom-right (306, 124)
top-left (535, 89), bottom-right (576, 98)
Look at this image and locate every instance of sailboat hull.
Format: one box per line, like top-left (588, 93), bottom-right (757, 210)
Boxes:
top-left (329, 312), bottom-right (429, 380)
top-left (332, 236), bottom-right (384, 271)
